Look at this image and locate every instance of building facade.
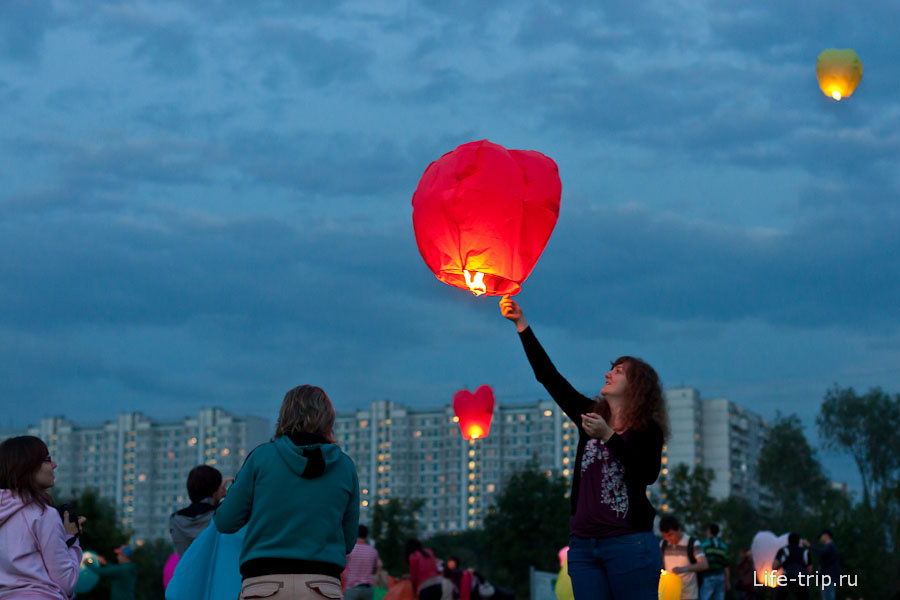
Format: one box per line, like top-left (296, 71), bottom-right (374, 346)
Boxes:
top-left (338, 390), bottom-right (774, 535)
top-left (0, 408), bottom-right (270, 543)
top-left (2, 388), bottom-right (773, 541)
top-left (334, 399), bottom-right (578, 535)
top-left (653, 388), bottom-right (773, 512)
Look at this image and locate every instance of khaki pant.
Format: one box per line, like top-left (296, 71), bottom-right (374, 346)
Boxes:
top-left (239, 574), bottom-right (343, 600)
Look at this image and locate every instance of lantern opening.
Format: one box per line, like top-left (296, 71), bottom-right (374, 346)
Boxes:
top-left (831, 90), bottom-right (842, 100)
top-left (436, 270), bottom-right (521, 296)
top-left (463, 270), bottom-right (487, 296)
top-left (468, 425), bottom-right (484, 439)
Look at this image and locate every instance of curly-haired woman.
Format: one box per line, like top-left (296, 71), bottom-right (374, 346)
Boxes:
top-left (500, 296), bottom-right (668, 600)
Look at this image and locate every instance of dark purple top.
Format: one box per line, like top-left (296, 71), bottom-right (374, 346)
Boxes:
top-left (570, 434), bottom-right (641, 537)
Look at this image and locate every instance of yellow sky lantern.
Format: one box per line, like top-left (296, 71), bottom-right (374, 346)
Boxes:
top-left (816, 49), bottom-right (863, 101)
top-left (659, 569), bottom-right (682, 600)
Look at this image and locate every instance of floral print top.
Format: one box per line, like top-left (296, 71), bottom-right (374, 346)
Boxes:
top-left (570, 434), bottom-right (642, 537)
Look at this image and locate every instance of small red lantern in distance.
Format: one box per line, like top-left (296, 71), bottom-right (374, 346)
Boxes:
top-left (453, 385), bottom-right (495, 440)
top-left (412, 139), bottom-right (561, 296)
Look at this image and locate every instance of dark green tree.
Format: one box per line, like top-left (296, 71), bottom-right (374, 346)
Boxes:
top-left (424, 529), bottom-right (485, 573)
top-left (816, 385), bottom-right (900, 598)
top-left (370, 498), bottom-right (426, 575)
top-left (52, 488), bottom-right (130, 600)
top-left (758, 413), bottom-right (830, 527)
top-left (660, 464), bottom-right (715, 534)
top-left (708, 496), bottom-right (763, 563)
top-left (817, 385), bottom-right (900, 509)
top-left (482, 464), bottom-right (569, 600)
top-left (133, 538), bottom-right (174, 600)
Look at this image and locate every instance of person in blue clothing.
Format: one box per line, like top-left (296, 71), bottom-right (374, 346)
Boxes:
top-left (214, 384), bottom-right (360, 600)
top-left (500, 297), bottom-right (668, 600)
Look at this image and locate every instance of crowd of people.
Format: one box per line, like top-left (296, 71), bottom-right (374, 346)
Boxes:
top-left (0, 298), bottom-right (845, 599)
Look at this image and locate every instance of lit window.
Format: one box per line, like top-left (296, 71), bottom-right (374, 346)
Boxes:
top-left (221, 448), bottom-right (230, 456)
top-left (452, 416), bottom-right (459, 423)
top-left (138, 474), bottom-right (147, 482)
top-left (188, 437), bottom-right (197, 446)
top-left (543, 410), bottom-right (552, 417)
top-left (362, 500), bottom-right (369, 507)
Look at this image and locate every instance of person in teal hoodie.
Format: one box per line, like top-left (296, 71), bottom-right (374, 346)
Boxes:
top-left (215, 384), bottom-right (360, 600)
top-left (86, 545), bottom-right (137, 600)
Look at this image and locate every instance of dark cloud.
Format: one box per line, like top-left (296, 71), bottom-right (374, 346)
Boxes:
top-left (253, 24), bottom-right (372, 87)
top-left (0, 0), bottom-right (54, 62)
top-left (133, 102), bottom-right (242, 134)
top-left (223, 130), bottom-right (419, 196)
top-left (513, 2), bottom-right (684, 53)
top-left (0, 211), bottom-right (434, 338)
top-left (49, 138), bottom-right (213, 190)
top-left (524, 191), bottom-right (900, 338)
top-left (130, 21), bottom-right (200, 77)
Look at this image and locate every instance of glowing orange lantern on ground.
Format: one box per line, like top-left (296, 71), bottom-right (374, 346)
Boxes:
top-left (658, 570), bottom-right (681, 600)
top-left (816, 49), bottom-right (863, 101)
top-left (452, 386), bottom-right (495, 439)
top-left (412, 139), bottom-right (561, 296)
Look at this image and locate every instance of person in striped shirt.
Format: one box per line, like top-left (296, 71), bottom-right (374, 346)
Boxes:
top-left (344, 525), bottom-right (381, 600)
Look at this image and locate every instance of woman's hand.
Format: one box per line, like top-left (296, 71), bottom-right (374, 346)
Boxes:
top-left (499, 295), bottom-right (529, 332)
top-left (582, 412), bottom-right (614, 442)
top-left (63, 511), bottom-right (86, 537)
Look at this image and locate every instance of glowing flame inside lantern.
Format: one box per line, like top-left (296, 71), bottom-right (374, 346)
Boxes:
top-left (756, 569), bottom-right (782, 588)
top-left (831, 90), bottom-right (842, 100)
top-left (463, 270), bottom-right (486, 296)
top-left (468, 424), bottom-right (484, 439)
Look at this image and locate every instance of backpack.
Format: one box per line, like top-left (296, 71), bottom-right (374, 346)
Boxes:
top-left (661, 535), bottom-right (705, 587)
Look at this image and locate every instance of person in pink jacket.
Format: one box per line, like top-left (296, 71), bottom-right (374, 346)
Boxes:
top-left (0, 436), bottom-right (86, 599)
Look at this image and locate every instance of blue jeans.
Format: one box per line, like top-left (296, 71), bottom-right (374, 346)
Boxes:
top-left (700, 573), bottom-right (726, 600)
top-left (567, 532), bottom-right (661, 600)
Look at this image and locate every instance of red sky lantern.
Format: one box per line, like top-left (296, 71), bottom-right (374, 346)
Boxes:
top-left (453, 385), bottom-right (495, 440)
top-left (412, 139), bottom-right (561, 296)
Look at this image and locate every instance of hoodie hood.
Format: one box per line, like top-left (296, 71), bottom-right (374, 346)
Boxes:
top-left (273, 434), bottom-right (343, 479)
top-left (0, 489), bottom-right (29, 526)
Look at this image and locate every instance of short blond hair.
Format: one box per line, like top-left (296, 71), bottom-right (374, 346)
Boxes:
top-left (275, 385), bottom-right (336, 441)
